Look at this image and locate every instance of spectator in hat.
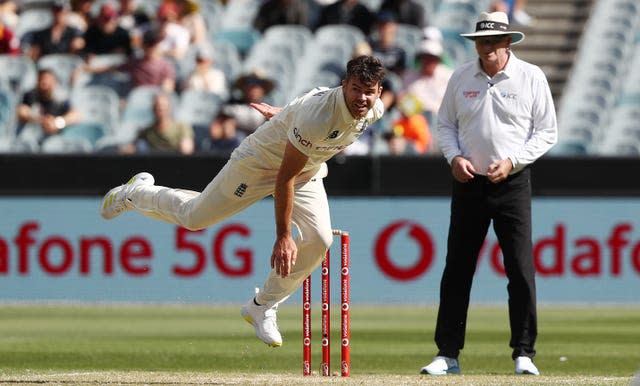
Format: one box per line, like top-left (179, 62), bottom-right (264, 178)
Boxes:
top-left (220, 71), bottom-right (275, 137)
top-left (183, 44), bottom-right (228, 97)
top-left (28, 0), bottom-right (85, 61)
top-left (315, 0), bottom-right (375, 36)
top-left (369, 11), bottom-right (406, 76)
top-left (401, 37), bottom-right (453, 124)
top-left (83, 3), bottom-right (133, 57)
top-left (198, 110), bottom-right (242, 154)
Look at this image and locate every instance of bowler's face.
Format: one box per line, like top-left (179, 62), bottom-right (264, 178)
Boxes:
top-left (341, 78), bottom-right (382, 119)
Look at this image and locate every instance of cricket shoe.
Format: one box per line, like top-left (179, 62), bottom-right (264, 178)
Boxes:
top-left (515, 356), bottom-right (540, 375)
top-left (241, 294), bottom-right (283, 347)
top-left (420, 356), bottom-right (460, 375)
top-left (100, 172), bottom-right (154, 220)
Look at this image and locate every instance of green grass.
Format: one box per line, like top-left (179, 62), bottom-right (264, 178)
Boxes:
top-left (0, 304), bottom-right (638, 383)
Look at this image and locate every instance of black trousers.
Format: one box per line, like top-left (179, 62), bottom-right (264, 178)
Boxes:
top-left (434, 168), bottom-right (537, 360)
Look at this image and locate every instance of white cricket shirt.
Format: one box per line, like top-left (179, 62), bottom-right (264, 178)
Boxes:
top-left (231, 86), bottom-right (384, 175)
top-left (437, 52), bottom-right (558, 175)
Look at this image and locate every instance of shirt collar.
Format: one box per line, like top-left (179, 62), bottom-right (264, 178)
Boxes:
top-left (474, 51), bottom-right (518, 80)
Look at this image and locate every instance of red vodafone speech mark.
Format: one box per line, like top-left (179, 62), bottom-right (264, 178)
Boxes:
top-left (374, 221), bottom-right (434, 281)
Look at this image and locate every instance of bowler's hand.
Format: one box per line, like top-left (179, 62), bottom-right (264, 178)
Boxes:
top-left (250, 102), bottom-right (282, 120)
top-left (271, 235), bottom-right (297, 278)
top-left (486, 159), bottom-right (513, 183)
top-left (451, 156), bottom-right (476, 183)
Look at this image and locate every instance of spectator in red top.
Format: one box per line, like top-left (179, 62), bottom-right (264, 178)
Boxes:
top-left (0, 20), bottom-right (19, 55)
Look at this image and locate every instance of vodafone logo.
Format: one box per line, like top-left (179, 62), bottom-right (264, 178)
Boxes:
top-left (374, 221), bottom-right (435, 281)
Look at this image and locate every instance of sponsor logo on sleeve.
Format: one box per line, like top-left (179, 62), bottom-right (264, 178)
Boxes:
top-left (293, 127), bottom-right (313, 148)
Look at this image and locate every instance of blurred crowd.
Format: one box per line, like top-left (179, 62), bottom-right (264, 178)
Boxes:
top-left (0, 0), bottom-right (528, 156)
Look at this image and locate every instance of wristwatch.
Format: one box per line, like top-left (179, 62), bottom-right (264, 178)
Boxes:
top-left (54, 116), bottom-right (66, 130)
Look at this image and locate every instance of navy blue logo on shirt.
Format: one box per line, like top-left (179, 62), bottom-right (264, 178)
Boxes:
top-left (294, 127), bottom-right (313, 148)
top-left (234, 183), bottom-right (248, 197)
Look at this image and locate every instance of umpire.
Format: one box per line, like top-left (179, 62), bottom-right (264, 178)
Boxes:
top-left (421, 11), bottom-right (558, 376)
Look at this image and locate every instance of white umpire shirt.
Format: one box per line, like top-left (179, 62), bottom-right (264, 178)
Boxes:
top-left (231, 86), bottom-right (384, 178)
top-left (437, 52), bottom-right (558, 175)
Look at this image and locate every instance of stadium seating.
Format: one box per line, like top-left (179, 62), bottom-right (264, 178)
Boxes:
top-left (118, 86), bottom-right (179, 140)
top-left (71, 85), bottom-right (120, 134)
top-left (211, 40), bottom-right (243, 92)
top-left (37, 54), bottom-right (86, 91)
top-left (0, 87), bottom-right (16, 138)
top-left (59, 122), bottom-right (108, 148)
top-left (395, 23), bottom-right (425, 68)
top-left (0, 55), bottom-right (38, 97)
top-left (40, 134), bottom-right (94, 153)
top-left (555, 0), bottom-right (640, 155)
top-left (15, 8), bottom-right (53, 41)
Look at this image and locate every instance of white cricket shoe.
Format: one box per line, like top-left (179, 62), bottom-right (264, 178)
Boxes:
top-left (420, 356), bottom-right (460, 375)
top-left (100, 172), bottom-right (154, 220)
top-left (515, 356), bottom-right (540, 375)
top-left (240, 295), bottom-right (282, 347)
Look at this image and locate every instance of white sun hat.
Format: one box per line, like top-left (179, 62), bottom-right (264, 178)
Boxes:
top-left (460, 11), bottom-right (525, 44)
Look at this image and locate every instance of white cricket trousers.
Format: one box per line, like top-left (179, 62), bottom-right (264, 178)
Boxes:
top-left (127, 157), bottom-right (334, 306)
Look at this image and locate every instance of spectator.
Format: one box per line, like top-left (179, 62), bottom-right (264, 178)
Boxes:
top-left (156, 1), bottom-right (190, 60)
top-left (117, 0), bottom-right (152, 50)
top-left (83, 3), bottom-right (133, 57)
top-left (222, 71), bottom-right (275, 137)
top-left (316, 0), bottom-right (375, 36)
top-left (27, 0), bottom-right (85, 61)
top-left (422, 25), bottom-right (455, 68)
top-left (183, 44), bottom-right (228, 97)
top-left (131, 92), bottom-right (194, 154)
top-left (385, 93), bottom-right (431, 154)
top-left (379, 0), bottom-right (427, 28)
top-left (0, 0), bottom-right (18, 31)
top-left (492, 0), bottom-right (532, 26)
top-left (401, 38), bottom-right (452, 123)
top-left (176, 0), bottom-right (207, 44)
top-left (67, 0), bottom-right (94, 32)
top-left (0, 19), bottom-right (19, 55)
top-left (16, 68), bottom-right (80, 143)
top-left (253, 0), bottom-right (309, 33)
top-left (369, 11), bottom-right (406, 76)
top-left (199, 110), bottom-right (242, 154)
top-left (83, 26), bottom-right (176, 92)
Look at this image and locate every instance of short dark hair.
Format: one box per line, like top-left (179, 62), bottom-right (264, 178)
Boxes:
top-left (345, 55), bottom-right (386, 87)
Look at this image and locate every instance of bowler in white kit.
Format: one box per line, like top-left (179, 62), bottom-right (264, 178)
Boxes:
top-left (100, 55), bottom-right (386, 347)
